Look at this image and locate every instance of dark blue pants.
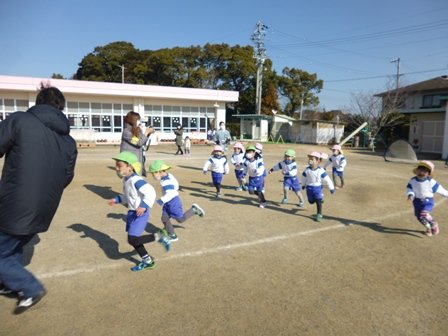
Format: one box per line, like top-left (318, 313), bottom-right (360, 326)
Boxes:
top-left (0, 231), bottom-right (44, 297)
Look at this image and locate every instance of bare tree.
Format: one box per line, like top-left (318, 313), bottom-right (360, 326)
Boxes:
top-left (345, 88), bottom-right (405, 147)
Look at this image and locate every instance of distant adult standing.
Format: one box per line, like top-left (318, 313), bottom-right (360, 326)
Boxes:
top-left (174, 125), bottom-right (184, 155)
top-left (120, 111), bottom-right (152, 176)
top-left (213, 121), bottom-right (231, 152)
top-left (0, 86), bottom-right (77, 314)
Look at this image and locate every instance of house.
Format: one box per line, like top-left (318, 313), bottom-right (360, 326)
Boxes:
top-left (376, 75), bottom-right (448, 159)
top-left (232, 113), bottom-right (344, 144)
top-left (0, 75), bottom-right (239, 144)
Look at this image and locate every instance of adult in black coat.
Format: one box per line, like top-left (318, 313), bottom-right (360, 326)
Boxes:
top-left (174, 124), bottom-right (184, 155)
top-left (0, 86), bottom-right (77, 314)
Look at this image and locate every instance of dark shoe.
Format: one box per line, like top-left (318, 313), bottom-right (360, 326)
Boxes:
top-left (14, 289), bottom-right (47, 315)
top-left (131, 258), bottom-right (156, 272)
top-left (168, 233), bottom-right (178, 242)
top-left (0, 283), bottom-right (13, 295)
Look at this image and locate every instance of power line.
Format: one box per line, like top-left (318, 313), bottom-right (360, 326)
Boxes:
top-left (270, 20), bottom-right (448, 49)
top-left (325, 67), bottom-right (447, 83)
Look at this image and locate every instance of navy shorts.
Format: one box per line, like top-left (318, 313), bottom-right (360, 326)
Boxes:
top-left (413, 197), bottom-right (434, 218)
top-left (163, 195), bottom-right (184, 219)
top-left (235, 170), bottom-right (245, 179)
top-left (332, 168), bottom-right (344, 178)
top-left (284, 177), bottom-right (300, 192)
top-left (212, 171), bottom-right (223, 185)
top-left (126, 210), bottom-right (150, 236)
top-left (306, 185), bottom-right (323, 203)
top-left (248, 175), bottom-right (264, 192)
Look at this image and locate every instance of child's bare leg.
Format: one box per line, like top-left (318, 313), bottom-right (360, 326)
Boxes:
top-left (294, 190), bottom-right (304, 204)
top-left (162, 213), bottom-right (175, 235)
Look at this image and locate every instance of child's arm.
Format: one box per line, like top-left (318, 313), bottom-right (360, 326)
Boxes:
top-left (301, 170), bottom-right (307, 188)
top-left (268, 162), bottom-right (281, 174)
top-left (321, 170), bottom-right (335, 193)
top-left (433, 180), bottom-right (448, 198)
top-left (107, 195), bottom-right (123, 206)
top-left (323, 158), bottom-right (332, 170)
top-left (406, 180), bottom-right (415, 201)
top-left (339, 156), bottom-right (347, 170)
top-left (136, 181), bottom-right (156, 216)
top-left (224, 159), bottom-right (230, 174)
top-left (203, 158), bottom-right (212, 173)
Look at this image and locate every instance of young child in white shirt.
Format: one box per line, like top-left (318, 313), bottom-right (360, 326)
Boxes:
top-left (406, 160), bottom-right (448, 236)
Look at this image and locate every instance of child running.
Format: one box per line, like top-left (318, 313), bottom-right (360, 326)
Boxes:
top-left (149, 160), bottom-right (205, 241)
top-left (230, 142), bottom-right (247, 191)
top-left (243, 145), bottom-right (267, 208)
top-left (107, 151), bottom-right (171, 272)
top-left (324, 145), bottom-right (347, 189)
top-left (268, 149), bottom-right (304, 207)
top-left (406, 160), bottom-right (448, 236)
top-left (301, 151), bottom-right (335, 222)
top-left (203, 145), bottom-right (229, 198)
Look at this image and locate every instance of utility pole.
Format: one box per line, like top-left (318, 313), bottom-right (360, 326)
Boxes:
top-left (251, 21), bottom-right (268, 115)
top-left (390, 58), bottom-right (400, 91)
top-left (116, 64), bottom-right (125, 83)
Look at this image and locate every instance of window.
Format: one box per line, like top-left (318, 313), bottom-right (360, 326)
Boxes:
top-left (422, 95), bottom-right (441, 108)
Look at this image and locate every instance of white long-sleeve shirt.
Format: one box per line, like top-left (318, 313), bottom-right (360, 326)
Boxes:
top-left (116, 173), bottom-right (156, 210)
top-left (324, 154), bottom-right (347, 172)
top-left (406, 176), bottom-right (448, 199)
top-left (231, 152), bottom-right (246, 171)
top-left (157, 173), bottom-right (180, 205)
top-left (243, 157), bottom-right (265, 178)
top-left (203, 155), bottom-right (229, 174)
top-left (301, 166), bottom-right (335, 191)
top-left (270, 160), bottom-right (298, 178)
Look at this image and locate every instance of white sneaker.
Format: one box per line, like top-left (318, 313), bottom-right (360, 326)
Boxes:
top-left (192, 204), bottom-right (205, 217)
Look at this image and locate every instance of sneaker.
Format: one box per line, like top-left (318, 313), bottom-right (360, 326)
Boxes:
top-left (315, 214), bottom-right (323, 222)
top-left (13, 289), bottom-right (47, 315)
top-left (298, 201), bottom-right (305, 208)
top-left (131, 258), bottom-right (156, 272)
top-left (281, 198), bottom-right (288, 204)
top-left (242, 185), bottom-right (248, 191)
top-left (167, 233), bottom-right (178, 242)
top-left (235, 186), bottom-right (243, 191)
top-left (192, 203), bottom-right (205, 217)
top-left (424, 228), bottom-right (433, 237)
top-left (431, 223), bottom-right (439, 236)
top-left (259, 202), bottom-right (267, 208)
top-left (158, 235), bottom-right (171, 251)
top-left (216, 193), bottom-right (221, 198)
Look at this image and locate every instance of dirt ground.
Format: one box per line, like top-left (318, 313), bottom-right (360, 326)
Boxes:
top-left (1, 142), bottom-right (447, 336)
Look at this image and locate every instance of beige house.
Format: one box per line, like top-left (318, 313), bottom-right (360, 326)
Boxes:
top-left (234, 113), bottom-right (344, 144)
top-left (376, 75), bottom-right (448, 159)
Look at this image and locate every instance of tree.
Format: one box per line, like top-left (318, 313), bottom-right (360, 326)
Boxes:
top-left (345, 90), bottom-right (405, 147)
top-left (277, 68), bottom-right (323, 116)
top-left (51, 73), bottom-right (64, 79)
top-left (74, 42), bottom-right (140, 83)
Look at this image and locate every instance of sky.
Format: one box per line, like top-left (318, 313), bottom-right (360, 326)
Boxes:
top-left (0, 0), bottom-right (447, 111)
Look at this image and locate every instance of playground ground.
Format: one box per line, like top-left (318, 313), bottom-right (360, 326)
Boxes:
top-left (1, 142), bottom-right (447, 336)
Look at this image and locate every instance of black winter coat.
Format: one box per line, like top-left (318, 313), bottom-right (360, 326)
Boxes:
top-left (0, 105), bottom-right (77, 235)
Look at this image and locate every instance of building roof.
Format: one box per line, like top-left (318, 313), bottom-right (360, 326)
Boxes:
top-left (0, 75), bottom-right (239, 102)
top-left (375, 75), bottom-right (448, 96)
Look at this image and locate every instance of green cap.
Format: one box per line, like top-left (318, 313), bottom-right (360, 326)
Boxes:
top-left (113, 151), bottom-right (142, 175)
top-left (284, 149), bottom-right (296, 157)
top-left (149, 160), bottom-right (171, 173)
top-left (246, 145), bottom-right (256, 152)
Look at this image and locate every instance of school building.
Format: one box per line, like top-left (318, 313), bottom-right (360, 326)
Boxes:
top-left (0, 75), bottom-right (239, 144)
